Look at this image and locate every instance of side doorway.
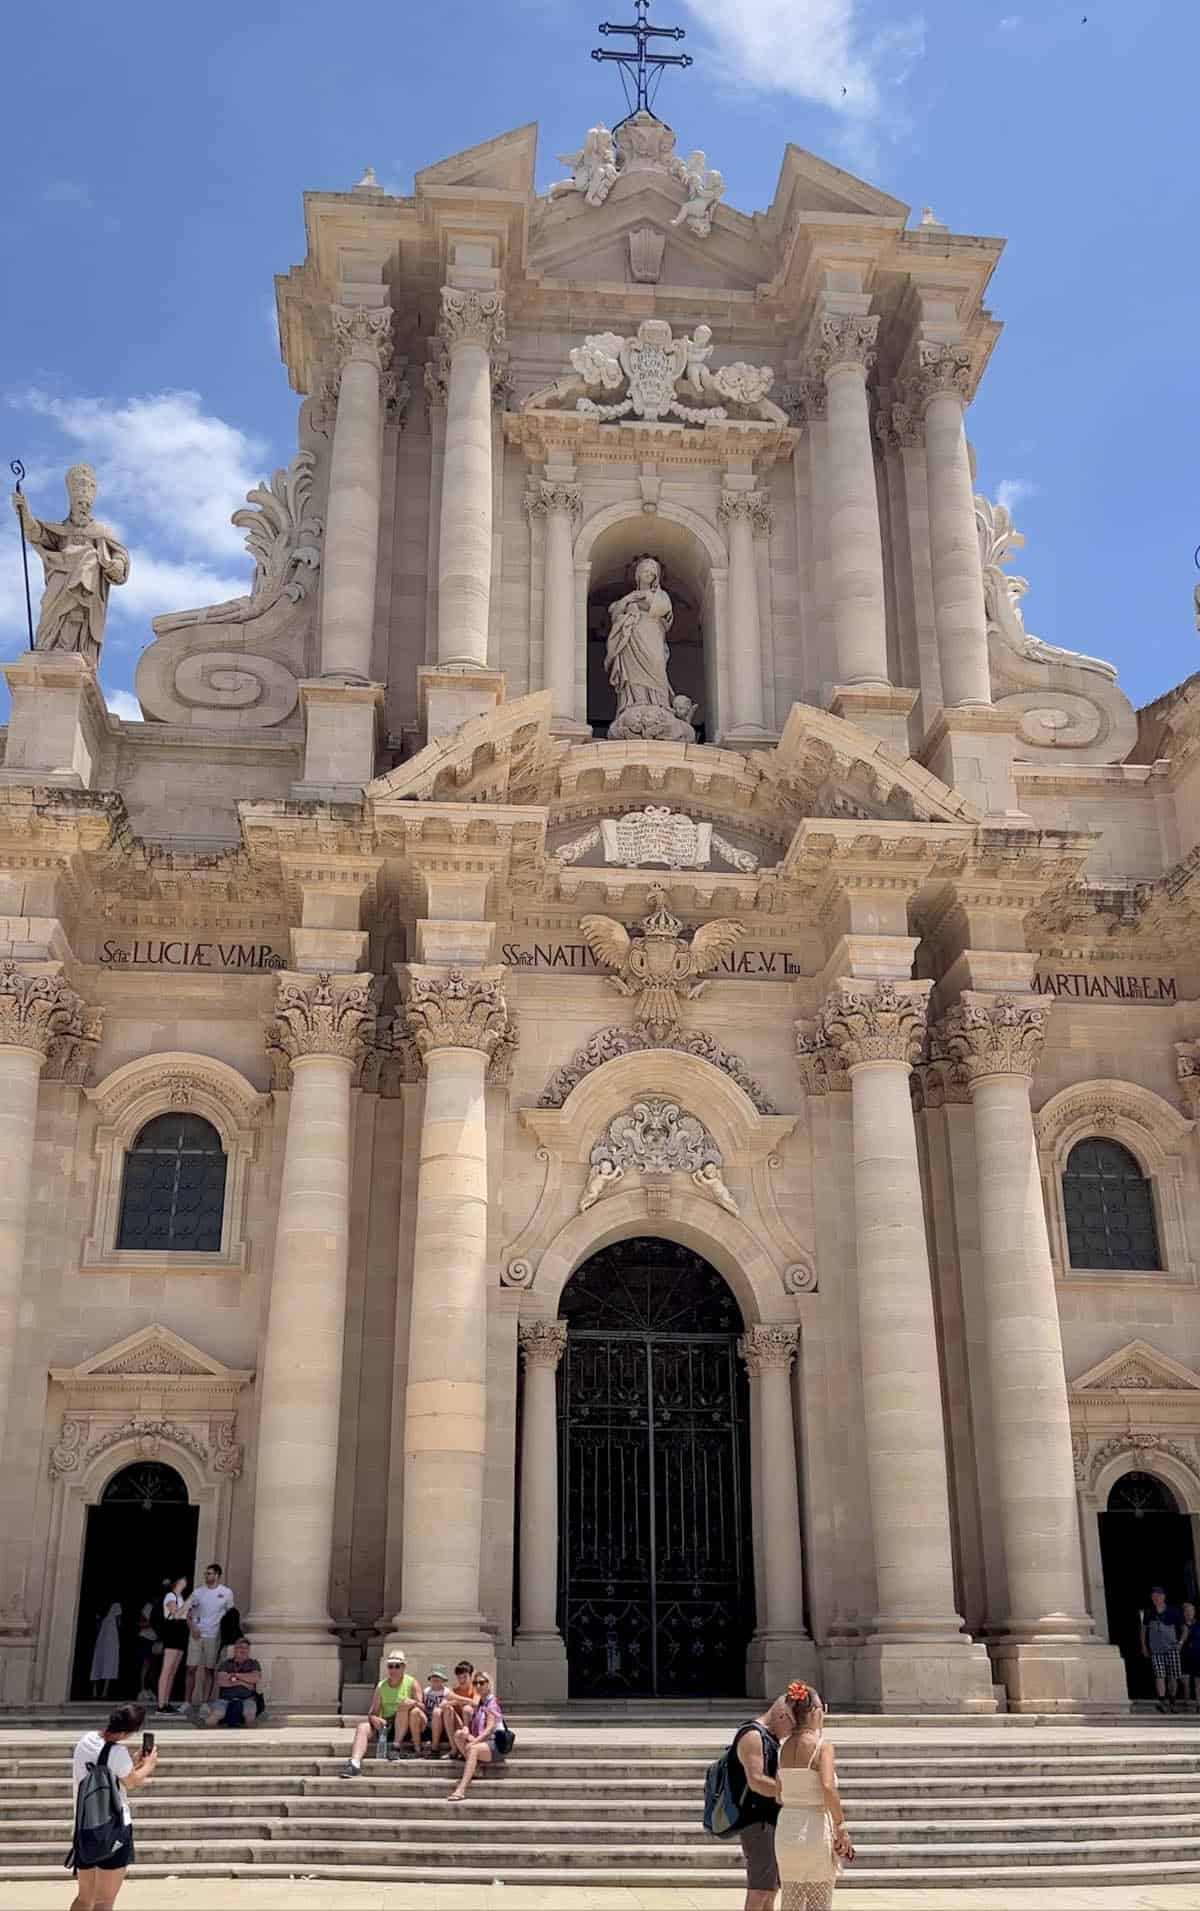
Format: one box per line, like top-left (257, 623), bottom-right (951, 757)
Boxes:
top-left (71, 1462), bottom-right (199, 1700)
top-left (1098, 1470), bottom-right (1198, 1699)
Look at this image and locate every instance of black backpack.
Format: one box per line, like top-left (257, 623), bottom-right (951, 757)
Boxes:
top-left (66, 1741), bottom-right (125, 1871)
top-left (219, 1605), bottom-right (243, 1647)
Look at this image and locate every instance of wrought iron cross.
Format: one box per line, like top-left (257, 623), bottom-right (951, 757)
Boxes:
top-left (592, 0), bottom-right (692, 119)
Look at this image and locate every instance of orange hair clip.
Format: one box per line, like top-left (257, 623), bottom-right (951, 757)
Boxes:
top-left (786, 1680), bottom-right (810, 1702)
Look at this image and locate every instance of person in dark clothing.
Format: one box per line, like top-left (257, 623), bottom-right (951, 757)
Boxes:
top-left (727, 1692), bottom-right (800, 1911)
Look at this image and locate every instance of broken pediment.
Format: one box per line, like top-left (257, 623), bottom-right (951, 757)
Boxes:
top-left (1072, 1340), bottom-right (1200, 1394)
top-left (768, 143), bottom-right (910, 224)
top-left (415, 123), bottom-right (538, 196)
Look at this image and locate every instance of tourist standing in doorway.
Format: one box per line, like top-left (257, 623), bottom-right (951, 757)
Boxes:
top-left (89, 1603), bottom-right (122, 1700)
top-left (775, 1682), bottom-right (853, 1911)
top-left (1142, 1585), bottom-right (1185, 1711)
top-left (1179, 1600), bottom-right (1200, 1711)
top-left (69, 1702), bottom-right (157, 1910)
top-left (155, 1578), bottom-right (190, 1714)
top-left (184, 1564), bottom-right (234, 1715)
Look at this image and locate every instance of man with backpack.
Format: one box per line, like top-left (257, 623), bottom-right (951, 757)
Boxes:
top-left (704, 1693), bottom-right (798, 1910)
top-left (69, 1702), bottom-right (157, 1907)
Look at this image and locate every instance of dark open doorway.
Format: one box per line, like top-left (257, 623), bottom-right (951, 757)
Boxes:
top-left (71, 1462), bottom-right (199, 1701)
top-left (1099, 1470), bottom-right (1198, 1699)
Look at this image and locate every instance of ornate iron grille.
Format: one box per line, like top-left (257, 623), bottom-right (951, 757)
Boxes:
top-left (116, 1113), bottom-right (227, 1253)
top-left (101, 1462), bottom-right (190, 1508)
top-left (1063, 1137), bottom-right (1160, 1271)
top-left (558, 1239), bottom-right (753, 1696)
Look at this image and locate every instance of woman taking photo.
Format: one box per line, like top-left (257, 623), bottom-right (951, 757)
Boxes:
top-left (155, 1577), bottom-right (190, 1714)
top-left (775, 1681), bottom-right (853, 1910)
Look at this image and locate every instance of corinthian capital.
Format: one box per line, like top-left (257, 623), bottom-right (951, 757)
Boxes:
top-left (814, 312), bottom-right (879, 376)
top-left (267, 971), bottom-right (376, 1069)
top-left (933, 991), bottom-right (1047, 1084)
top-left (438, 286), bottom-right (506, 354)
top-left (817, 978), bottom-right (931, 1070)
top-left (738, 1323), bottom-right (798, 1375)
top-left (403, 965), bottom-right (515, 1064)
top-left (518, 1318), bottom-right (568, 1370)
top-left (0, 962), bottom-right (98, 1063)
top-left (719, 489), bottom-right (773, 536)
top-left (331, 303), bottom-right (394, 373)
top-left (911, 340), bottom-right (974, 407)
top-left (527, 480), bottom-right (582, 521)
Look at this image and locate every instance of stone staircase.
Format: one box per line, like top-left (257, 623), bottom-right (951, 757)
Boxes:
top-left (3, 1716), bottom-right (1200, 1889)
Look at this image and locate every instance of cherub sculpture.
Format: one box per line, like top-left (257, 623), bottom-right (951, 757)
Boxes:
top-left (550, 125), bottom-right (618, 208)
top-left (691, 1160), bottom-right (740, 1216)
top-left (580, 887), bottom-right (744, 1045)
top-left (579, 1155), bottom-right (624, 1212)
top-left (670, 150), bottom-right (725, 238)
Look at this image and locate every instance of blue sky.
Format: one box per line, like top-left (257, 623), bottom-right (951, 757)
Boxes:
top-left (3, 0), bottom-right (1196, 720)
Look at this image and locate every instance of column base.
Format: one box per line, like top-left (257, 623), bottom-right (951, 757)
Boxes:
top-left (829, 683), bottom-right (918, 752)
top-left (746, 1630), bottom-right (818, 1701)
top-left (0, 1618), bottom-right (35, 1704)
top-left (417, 666), bottom-right (505, 743)
top-left (987, 1637), bottom-right (1129, 1713)
top-left (293, 679), bottom-right (384, 796)
top-left (853, 1637), bottom-right (998, 1713)
top-left (382, 1620), bottom-right (496, 1687)
top-left (504, 1630), bottom-right (569, 1704)
top-left (921, 707), bottom-right (1028, 820)
top-left (241, 1625), bottom-right (343, 1707)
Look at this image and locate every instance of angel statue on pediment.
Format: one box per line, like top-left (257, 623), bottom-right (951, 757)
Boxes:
top-left (670, 150), bottom-right (725, 238)
top-left (550, 125), bottom-right (618, 208)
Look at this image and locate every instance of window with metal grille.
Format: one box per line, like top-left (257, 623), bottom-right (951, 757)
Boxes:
top-left (1062, 1137), bottom-right (1160, 1271)
top-left (116, 1113), bottom-right (227, 1253)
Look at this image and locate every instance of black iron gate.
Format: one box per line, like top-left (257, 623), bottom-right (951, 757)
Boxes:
top-left (557, 1240), bottom-right (754, 1697)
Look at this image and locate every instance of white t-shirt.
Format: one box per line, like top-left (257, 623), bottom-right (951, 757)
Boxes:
top-left (72, 1731), bottom-right (133, 1827)
top-left (187, 1583), bottom-right (233, 1638)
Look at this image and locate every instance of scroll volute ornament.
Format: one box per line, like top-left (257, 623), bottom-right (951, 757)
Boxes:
top-left (817, 978), bottom-right (931, 1070)
top-left (403, 966), bottom-right (515, 1064)
top-left (0, 962), bottom-right (99, 1059)
top-left (934, 991), bottom-right (1048, 1083)
top-left (267, 971), bottom-right (376, 1066)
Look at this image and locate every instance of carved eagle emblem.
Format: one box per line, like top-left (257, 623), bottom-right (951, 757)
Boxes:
top-left (579, 886), bottom-right (744, 1044)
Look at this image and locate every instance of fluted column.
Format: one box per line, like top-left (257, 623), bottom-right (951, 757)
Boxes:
top-left (808, 980), bottom-right (994, 1708)
top-left (739, 1324), bottom-right (813, 1693)
top-left (437, 288), bottom-right (505, 667)
top-left (248, 971), bottom-right (374, 1702)
top-left (935, 994), bottom-right (1125, 1707)
top-left (719, 490), bottom-right (770, 735)
top-left (516, 1319), bottom-right (568, 1640)
top-left (390, 967), bottom-right (513, 1663)
top-left (320, 304), bottom-right (392, 682)
top-left (814, 314), bottom-right (890, 689)
top-left (911, 343), bottom-right (992, 710)
top-left (529, 482), bottom-right (582, 725)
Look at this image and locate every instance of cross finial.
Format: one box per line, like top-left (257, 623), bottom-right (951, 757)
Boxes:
top-left (592, 0), bottom-right (693, 121)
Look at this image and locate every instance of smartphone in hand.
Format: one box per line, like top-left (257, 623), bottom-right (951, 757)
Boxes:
top-left (141, 1731), bottom-right (155, 1758)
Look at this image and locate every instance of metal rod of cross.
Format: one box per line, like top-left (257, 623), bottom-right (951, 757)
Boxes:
top-left (592, 0), bottom-right (692, 120)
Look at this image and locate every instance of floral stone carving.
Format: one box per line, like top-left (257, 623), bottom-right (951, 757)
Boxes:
top-left (0, 963), bottom-right (99, 1062)
top-left (267, 972), bottom-right (376, 1067)
top-left (403, 968), bottom-right (515, 1065)
top-left (517, 1318), bottom-right (568, 1368)
top-left (934, 993), bottom-right (1048, 1083)
top-left (818, 979), bottom-right (931, 1070)
top-left (524, 319), bottom-right (783, 426)
top-left (539, 1023), bottom-right (775, 1116)
top-left (580, 888), bottom-right (744, 1044)
top-left (579, 1096), bottom-right (737, 1217)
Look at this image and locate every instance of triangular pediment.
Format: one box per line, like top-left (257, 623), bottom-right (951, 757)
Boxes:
top-left (1072, 1340), bottom-right (1200, 1394)
top-left (531, 188), bottom-right (763, 293)
top-left (769, 143), bottom-right (909, 222)
top-left (416, 123), bottom-right (537, 195)
top-left (53, 1324), bottom-right (238, 1382)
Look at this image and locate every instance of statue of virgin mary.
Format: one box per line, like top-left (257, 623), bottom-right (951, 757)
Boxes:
top-left (604, 557), bottom-right (696, 742)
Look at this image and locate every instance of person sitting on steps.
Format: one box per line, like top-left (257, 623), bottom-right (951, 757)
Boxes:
top-left (448, 1671), bottom-right (504, 1802)
top-left (341, 1650), bottom-right (421, 1774)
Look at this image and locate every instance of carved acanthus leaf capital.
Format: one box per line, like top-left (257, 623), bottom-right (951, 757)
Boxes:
top-left (518, 1318), bottom-right (568, 1371)
top-left (331, 303), bottom-right (394, 374)
top-left (738, 1323), bottom-right (799, 1375)
top-left (874, 401), bottom-right (924, 452)
top-left (267, 971), bottom-right (376, 1068)
top-left (912, 340), bottom-right (974, 407)
top-left (794, 1022), bottom-right (850, 1095)
top-left (814, 312), bottom-right (879, 376)
top-left (0, 962), bottom-right (98, 1062)
top-left (719, 489), bottom-right (773, 536)
top-left (403, 966), bottom-right (515, 1064)
top-left (438, 286), bottom-right (506, 355)
top-left (527, 480), bottom-right (582, 521)
top-left (934, 991), bottom-right (1048, 1084)
top-left (817, 978), bottom-right (931, 1071)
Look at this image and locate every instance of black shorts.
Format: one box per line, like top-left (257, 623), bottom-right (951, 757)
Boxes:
top-left (77, 1828), bottom-right (135, 1873)
top-left (739, 1820), bottom-right (779, 1894)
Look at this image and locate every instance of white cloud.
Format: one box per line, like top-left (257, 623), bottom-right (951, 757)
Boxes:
top-left (678, 0), bottom-right (923, 120)
top-left (14, 389), bottom-right (266, 563)
top-left (112, 551), bottom-right (250, 625)
top-left (997, 15), bottom-right (1023, 30)
top-left (105, 689), bottom-right (143, 722)
top-left (996, 477), bottom-right (1038, 516)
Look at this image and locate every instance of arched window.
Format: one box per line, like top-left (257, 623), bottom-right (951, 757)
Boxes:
top-left (116, 1113), bottom-right (227, 1253)
top-left (1062, 1137), bottom-right (1160, 1271)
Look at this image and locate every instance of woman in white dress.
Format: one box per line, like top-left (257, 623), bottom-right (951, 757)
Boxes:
top-left (775, 1682), bottom-right (853, 1911)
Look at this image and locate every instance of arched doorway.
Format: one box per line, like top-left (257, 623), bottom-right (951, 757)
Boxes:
top-left (557, 1237), bottom-right (754, 1697)
top-left (1099, 1469), bottom-right (1198, 1698)
top-left (71, 1462), bottom-right (199, 1700)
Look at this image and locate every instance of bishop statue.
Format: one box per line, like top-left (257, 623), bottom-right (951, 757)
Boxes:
top-left (10, 464), bottom-right (129, 668)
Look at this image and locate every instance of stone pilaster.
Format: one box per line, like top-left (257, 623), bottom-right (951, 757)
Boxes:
top-left (718, 490), bottom-right (771, 738)
top-left (247, 971), bottom-right (375, 1705)
top-left (319, 304), bottom-right (392, 684)
top-left (810, 314), bottom-right (890, 694)
top-left (436, 288), bottom-right (506, 670)
top-left (388, 965), bottom-right (514, 1673)
top-left (909, 342), bottom-right (992, 712)
top-left (934, 992), bottom-right (1126, 1709)
top-left (816, 979), bottom-right (995, 1710)
top-left (738, 1323), bottom-right (815, 1695)
top-left (528, 481), bottom-right (583, 730)
top-left (512, 1317), bottom-right (569, 1699)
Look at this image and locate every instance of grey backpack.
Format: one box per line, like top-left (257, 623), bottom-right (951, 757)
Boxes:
top-left (67, 1741), bottom-right (125, 1871)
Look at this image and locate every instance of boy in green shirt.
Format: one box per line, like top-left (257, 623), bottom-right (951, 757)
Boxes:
top-left (341, 1650), bottom-right (421, 1774)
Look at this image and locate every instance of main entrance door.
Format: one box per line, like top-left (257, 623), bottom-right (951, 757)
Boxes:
top-left (558, 1238), bottom-right (754, 1697)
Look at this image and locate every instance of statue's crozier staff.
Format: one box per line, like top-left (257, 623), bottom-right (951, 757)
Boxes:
top-left (9, 463), bottom-right (130, 668)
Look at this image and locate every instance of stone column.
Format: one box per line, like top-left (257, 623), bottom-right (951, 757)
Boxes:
top-left (814, 315), bottom-right (890, 690)
top-left (513, 1317), bottom-right (569, 1699)
top-left (936, 993), bottom-right (1126, 1708)
top-left (436, 288), bottom-right (505, 668)
top-left (319, 305), bottom-right (393, 682)
top-left (247, 971), bottom-right (374, 1704)
top-left (530, 482), bottom-right (583, 727)
top-left (388, 967), bottom-right (514, 1669)
top-left (814, 980), bottom-right (994, 1709)
top-left (739, 1324), bottom-right (815, 1694)
top-left (912, 343), bottom-right (992, 710)
top-left (719, 490), bottom-right (770, 736)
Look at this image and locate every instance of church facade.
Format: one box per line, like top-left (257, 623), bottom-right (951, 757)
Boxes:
top-left (3, 108), bottom-right (1200, 1717)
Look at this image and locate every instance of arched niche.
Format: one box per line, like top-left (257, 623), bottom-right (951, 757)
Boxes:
top-left (575, 504), bottom-right (729, 740)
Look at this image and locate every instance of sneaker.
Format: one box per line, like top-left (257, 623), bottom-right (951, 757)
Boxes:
top-left (340, 1761), bottom-right (360, 1778)
top-left (156, 1704), bottom-right (181, 1715)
